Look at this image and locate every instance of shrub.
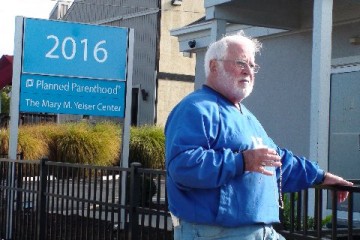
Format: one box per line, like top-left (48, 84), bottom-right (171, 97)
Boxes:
top-left (56, 122), bottom-right (120, 165)
top-left (1, 125), bottom-right (48, 159)
top-left (36, 123), bottom-right (65, 163)
top-left (1, 87), bottom-right (11, 114)
top-left (18, 125), bottom-right (48, 160)
top-left (1, 122), bottom-right (167, 170)
top-left (129, 125), bottom-right (165, 169)
top-left (0, 122), bottom-right (121, 165)
top-left (0, 128), bottom-right (9, 154)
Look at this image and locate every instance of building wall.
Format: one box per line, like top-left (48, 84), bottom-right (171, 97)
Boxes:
top-left (157, 79), bottom-right (194, 126)
top-left (158, 0), bottom-right (203, 75)
top-left (156, 0), bottom-right (204, 126)
top-left (331, 22), bottom-right (360, 59)
top-left (247, 31), bottom-right (313, 157)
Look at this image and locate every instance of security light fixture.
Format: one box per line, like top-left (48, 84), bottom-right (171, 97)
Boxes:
top-left (171, 0), bottom-right (182, 6)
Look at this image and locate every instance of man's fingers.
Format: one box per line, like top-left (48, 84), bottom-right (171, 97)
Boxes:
top-left (338, 191), bottom-right (349, 203)
top-left (261, 168), bottom-right (274, 176)
top-left (262, 160), bottom-right (282, 167)
top-left (258, 165), bottom-right (274, 176)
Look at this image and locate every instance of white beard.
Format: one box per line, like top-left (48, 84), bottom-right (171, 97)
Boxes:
top-left (218, 65), bottom-right (253, 102)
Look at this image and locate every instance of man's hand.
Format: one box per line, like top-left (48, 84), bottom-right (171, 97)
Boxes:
top-left (242, 148), bottom-right (281, 176)
top-left (322, 172), bottom-right (354, 202)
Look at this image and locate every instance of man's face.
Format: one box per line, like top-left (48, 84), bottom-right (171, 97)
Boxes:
top-left (215, 42), bottom-right (256, 103)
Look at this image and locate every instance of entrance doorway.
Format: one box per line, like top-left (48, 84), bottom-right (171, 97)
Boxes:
top-left (329, 69), bottom-right (360, 210)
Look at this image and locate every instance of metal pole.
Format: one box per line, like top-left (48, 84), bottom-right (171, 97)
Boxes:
top-left (119, 28), bottom-right (134, 230)
top-left (6, 16), bottom-right (24, 240)
top-left (128, 162), bottom-right (141, 240)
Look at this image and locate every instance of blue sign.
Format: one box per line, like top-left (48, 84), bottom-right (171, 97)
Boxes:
top-left (20, 93), bottom-right (125, 117)
top-left (22, 18), bottom-right (128, 81)
top-left (20, 74), bottom-right (125, 98)
top-left (19, 18), bottom-right (130, 117)
top-left (20, 74), bottom-right (126, 117)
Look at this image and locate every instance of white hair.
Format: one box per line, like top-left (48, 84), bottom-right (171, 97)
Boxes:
top-left (204, 31), bottom-right (262, 78)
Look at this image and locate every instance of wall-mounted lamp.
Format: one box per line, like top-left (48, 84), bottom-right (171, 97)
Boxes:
top-left (188, 40), bottom-right (196, 48)
top-left (141, 89), bottom-right (149, 101)
top-left (349, 36), bottom-right (360, 45)
top-left (171, 0), bottom-right (182, 6)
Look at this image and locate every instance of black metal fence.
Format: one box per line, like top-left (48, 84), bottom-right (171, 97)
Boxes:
top-left (278, 183), bottom-right (360, 240)
top-left (0, 158), bottom-right (171, 240)
top-left (1, 157), bottom-right (360, 240)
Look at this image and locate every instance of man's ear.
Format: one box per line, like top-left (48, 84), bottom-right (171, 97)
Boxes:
top-left (209, 59), bottom-right (217, 73)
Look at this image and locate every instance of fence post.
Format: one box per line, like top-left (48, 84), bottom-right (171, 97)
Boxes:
top-left (16, 152), bottom-right (24, 213)
top-left (128, 162), bottom-right (141, 240)
top-left (37, 157), bottom-right (48, 240)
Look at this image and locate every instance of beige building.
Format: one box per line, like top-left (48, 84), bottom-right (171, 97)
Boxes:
top-left (157, 1), bottom-right (204, 126)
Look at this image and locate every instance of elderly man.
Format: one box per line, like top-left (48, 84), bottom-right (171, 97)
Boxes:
top-left (165, 31), bottom-right (353, 240)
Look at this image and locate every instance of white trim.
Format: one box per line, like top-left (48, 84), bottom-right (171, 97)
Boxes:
top-left (331, 64), bottom-right (360, 74)
top-left (331, 55), bottom-right (360, 73)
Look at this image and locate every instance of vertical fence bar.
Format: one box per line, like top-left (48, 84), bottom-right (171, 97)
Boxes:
top-left (59, 167), bottom-right (65, 240)
top-left (348, 191), bottom-right (353, 240)
top-left (37, 158), bottom-right (48, 240)
top-left (315, 188), bottom-right (323, 238)
top-left (31, 164), bottom-right (37, 239)
top-left (296, 191), bottom-right (302, 231)
top-left (302, 189), bottom-right (309, 235)
top-left (331, 190), bottom-right (338, 239)
top-left (155, 173), bottom-right (161, 239)
top-left (64, 166), bottom-right (69, 240)
top-left (86, 168), bottom-right (92, 240)
top-left (92, 169), bottom-right (98, 240)
top-left (129, 162), bottom-right (141, 240)
top-left (289, 193), bottom-right (295, 233)
top-left (116, 171), bottom-right (127, 240)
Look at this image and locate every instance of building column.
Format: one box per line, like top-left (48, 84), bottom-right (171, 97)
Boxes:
top-left (210, 19), bottom-right (227, 42)
top-left (309, 0), bottom-right (333, 168)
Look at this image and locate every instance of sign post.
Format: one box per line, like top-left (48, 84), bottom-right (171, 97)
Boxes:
top-left (7, 17), bottom-right (134, 238)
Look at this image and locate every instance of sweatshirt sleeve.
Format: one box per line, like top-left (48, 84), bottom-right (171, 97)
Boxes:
top-left (277, 147), bottom-right (325, 192)
top-left (165, 100), bottom-right (244, 190)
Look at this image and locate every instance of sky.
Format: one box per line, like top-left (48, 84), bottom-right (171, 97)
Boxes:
top-left (0, 0), bottom-right (57, 56)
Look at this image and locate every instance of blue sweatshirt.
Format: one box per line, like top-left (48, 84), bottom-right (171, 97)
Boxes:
top-left (165, 85), bottom-right (325, 227)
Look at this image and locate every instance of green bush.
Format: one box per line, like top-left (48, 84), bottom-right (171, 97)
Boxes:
top-left (129, 125), bottom-right (165, 169)
top-left (1, 122), bottom-right (166, 169)
top-left (1, 87), bottom-right (11, 114)
top-left (0, 125), bottom-right (48, 159)
top-left (18, 125), bottom-right (48, 160)
top-left (0, 122), bottom-right (121, 165)
top-left (55, 122), bottom-right (120, 165)
top-left (0, 128), bottom-right (9, 154)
